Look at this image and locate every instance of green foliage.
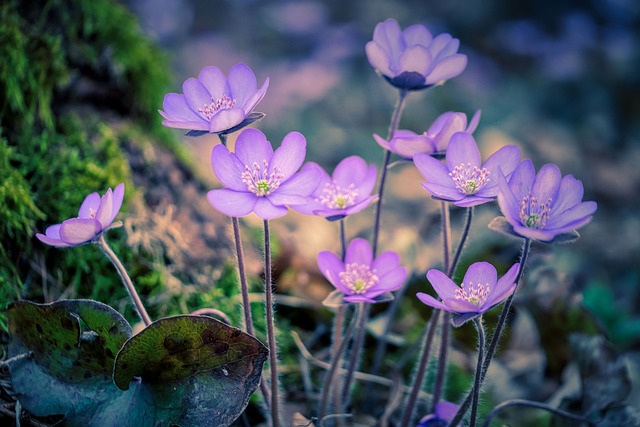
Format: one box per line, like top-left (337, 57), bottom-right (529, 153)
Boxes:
top-left (0, 0), bottom-right (176, 331)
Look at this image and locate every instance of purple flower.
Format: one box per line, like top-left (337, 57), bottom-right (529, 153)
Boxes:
top-left (318, 238), bottom-right (407, 304)
top-left (496, 160), bottom-right (597, 242)
top-left (413, 132), bottom-right (521, 207)
top-left (417, 401), bottom-right (459, 427)
top-left (417, 262), bottom-right (519, 326)
top-left (207, 128), bottom-right (321, 220)
top-left (36, 184), bottom-right (125, 247)
top-left (373, 110), bottom-right (481, 158)
top-left (159, 63), bottom-right (269, 135)
top-left (292, 156), bottom-right (378, 221)
top-left (365, 18), bottom-right (467, 90)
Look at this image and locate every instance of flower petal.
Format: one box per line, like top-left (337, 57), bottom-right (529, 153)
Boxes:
top-left (508, 159), bottom-right (536, 200)
top-left (276, 163), bottom-right (323, 197)
top-left (227, 63), bottom-right (257, 107)
top-left (497, 171), bottom-right (521, 226)
top-left (413, 152), bottom-right (451, 185)
top-left (332, 156), bottom-right (367, 187)
top-left (182, 78), bottom-right (214, 119)
top-left (421, 182), bottom-right (465, 201)
top-left (95, 188), bottom-right (113, 229)
top-left (240, 77), bottom-right (269, 114)
top-left (402, 24), bottom-right (432, 47)
top-left (317, 251), bottom-right (348, 293)
top-left (441, 297), bottom-right (483, 314)
top-left (161, 119), bottom-right (209, 131)
top-left (160, 93), bottom-right (202, 122)
top-left (482, 145), bottom-right (521, 195)
top-left (59, 218), bottom-right (101, 245)
top-left (424, 54), bottom-right (467, 85)
top-left (253, 198), bottom-right (289, 219)
top-left (197, 66), bottom-right (228, 100)
top-left (462, 262), bottom-right (498, 288)
top-left (211, 144), bottom-right (247, 191)
top-left (345, 238), bottom-right (373, 265)
top-left (36, 224), bottom-right (71, 247)
top-left (372, 251), bottom-right (401, 276)
top-left (398, 45), bottom-right (432, 75)
top-left (208, 108), bottom-right (245, 133)
top-left (426, 269), bottom-right (459, 300)
top-left (78, 192), bottom-right (100, 218)
top-left (416, 292), bottom-right (453, 312)
top-left (109, 183), bottom-right (125, 225)
top-left (365, 41), bottom-right (394, 77)
top-left (551, 175), bottom-right (584, 216)
top-left (270, 131), bottom-right (307, 180)
top-left (207, 189), bottom-right (256, 217)
top-left (373, 267), bottom-right (407, 293)
top-left (446, 132), bottom-right (481, 171)
top-left (532, 163), bottom-right (562, 204)
top-left (234, 128), bottom-right (274, 167)
top-left (546, 201), bottom-right (597, 229)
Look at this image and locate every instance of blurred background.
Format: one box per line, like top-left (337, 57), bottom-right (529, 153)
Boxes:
top-left (1, 0), bottom-right (639, 425)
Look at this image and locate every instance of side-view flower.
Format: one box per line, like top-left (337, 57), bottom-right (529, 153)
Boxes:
top-left (414, 132), bottom-right (521, 207)
top-left (417, 261), bottom-right (520, 326)
top-left (207, 128), bottom-right (321, 219)
top-left (418, 401), bottom-right (459, 427)
top-left (293, 156), bottom-right (378, 221)
top-left (159, 63), bottom-right (269, 135)
top-left (318, 238), bottom-right (407, 304)
top-left (36, 183), bottom-right (125, 247)
top-left (374, 110), bottom-right (481, 158)
top-left (497, 160), bottom-right (597, 242)
top-left (365, 18), bottom-right (468, 90)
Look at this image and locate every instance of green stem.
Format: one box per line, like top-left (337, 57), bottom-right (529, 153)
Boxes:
top-left (95, 234), bottom-right (151, 326)
top-left (480, 399), bottom-right (596, 427)
top-left (372, 89), bottom-right (408, 257)
top-left (319, 304), bottom-right (362, 419)
top-left (400, 309), bottom-right (441, 427)
top-left (450, 238), bottom-right (532, 427)
top-left (263, 220), bottom-right (281, 427)
top-left (469, 317), bottom-right (486, 427)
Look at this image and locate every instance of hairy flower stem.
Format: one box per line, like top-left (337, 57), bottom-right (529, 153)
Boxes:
top-left (372, 89), bottom-right (407, 257)
top-left (469, 317), bottom-right (486, 427)
top-left (450, 238), bottom-right (531, 427)
top-left (367, 89), bottom-right (408, 379)
top-left (480, 399), bottom-right (597, 427)
top-left (400, 309), bottom-right (441, 427)
top-left (263, 220), bottom-right (281, 427)
top-left (319, 303), bottom-right (362, 419)
top-left (232, 217), bottom-right (254, 335)
top-left (340, 302), bottom-right (368, 409)
top-left (95, 235), bottom-right (151, 326)
top-left (433, 207), bottom-right (474, 408)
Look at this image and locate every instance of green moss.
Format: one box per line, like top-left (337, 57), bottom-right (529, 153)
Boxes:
top-left (0, 0), bottom-right (178, 330)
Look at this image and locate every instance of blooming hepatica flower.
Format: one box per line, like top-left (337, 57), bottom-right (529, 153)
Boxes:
top-left (36, 184), bottom-right (125, 247)
top-left (365, 18), bottom-right (467, 90)
top-left (413, 132), bottom-right (521, 207)
top-left (418, 401), bottom-right (459, 427)
top-left (293, 156), bottom-right (377, 221)
top-left (318, 238), bottom-right (407, 304)
top-left (208, 128), bottom-right (321, 220)
top-left (373, 110), bottom-right (481, 158)
top-left (417, 261), bottom-right (519, 326)
top-left (496, 160), bottom-right (597, 242)
top-left (159, 63), bottom-right (269, 135)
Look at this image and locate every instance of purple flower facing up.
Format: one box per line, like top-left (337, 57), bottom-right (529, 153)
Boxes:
top-left (365, 18), bottom-right (467, 90)
top-left (318, 238), bottom-right (407, 304)
top-left (414, 132), bottom-right (521, 207)
top-left (497, 160), bottom-right (597, 242)
top-left (36, 184), bottom-right (125, 247)
top-left (417, 261), bottom-right (520, 326)
top-left (159, 63), bottom-right (269, 135)
top-left (208, 128), bottom-right (321, 220)
top-left (293, 156), bottom-right (377, 221)
top-left (374, 110), bottom-right (481, 158)
top-left (417, 401), bottom-right (459, 427)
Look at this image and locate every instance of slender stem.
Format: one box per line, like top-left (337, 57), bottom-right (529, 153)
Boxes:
top-left (480, 399), bottom-right (596, 427)
top-left (218, 132), bottom-right (228, 146)
top-left (263, 220), bottom-right (281, 427)
top-left (340, 302), bottom-right (368, 409)
top-left (441, 201), bottom-right (452, 273)
top-left (372, 89), bottom-right (408, 257)
top-left (469, 317), bottom-right (485, 427)
top-left (400, 309), bottom-right (441, 427)
top-left (339, 219), bottom-right (347, 260)
top-left (232, 217), bottom-right (254, 335)
top-left (433, 207), bottom-right (474, 408)
top-left (319, 304), bottom-right (362, 419)
top-left (95, 235), bottom-right (151, 326)
top-left (331, 305), bottom-right (347, 418)
top-left (450, 238), bottom-right (532, 427)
